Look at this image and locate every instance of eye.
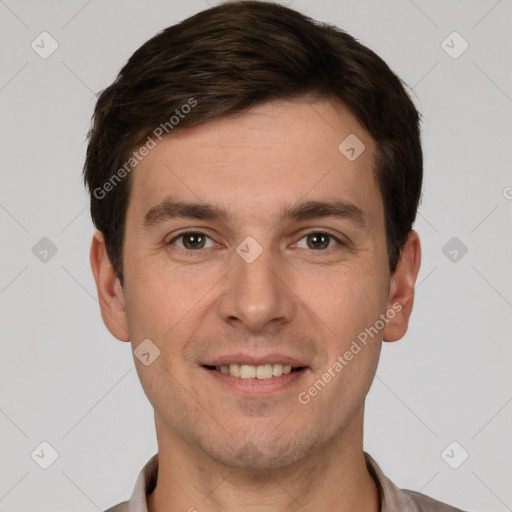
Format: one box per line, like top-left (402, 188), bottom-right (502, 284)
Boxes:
top-left (166, 230), bottom-right (344, 253)
top-left (167, 231), bottom-right (216, 251)
top-left (295, 232), bottom-right (342, 250)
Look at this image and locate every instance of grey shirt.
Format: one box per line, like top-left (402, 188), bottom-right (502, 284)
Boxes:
top-left (104, 452), bottom-right (467, 512)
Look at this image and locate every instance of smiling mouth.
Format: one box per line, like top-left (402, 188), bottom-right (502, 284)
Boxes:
top-left (203, 364), bottom-right (305, 379)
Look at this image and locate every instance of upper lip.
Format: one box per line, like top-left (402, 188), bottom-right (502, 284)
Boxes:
top-left (202, 353), bottom-right (308, 368)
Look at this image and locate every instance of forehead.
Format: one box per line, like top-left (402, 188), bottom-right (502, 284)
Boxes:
top-left (127, 98), bottom-right (381, 228)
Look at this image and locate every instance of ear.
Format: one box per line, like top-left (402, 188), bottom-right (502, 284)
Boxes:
top-left (382, 230), bottom-right (421, 343)
top-left (90, 230), bottom-right (130, 342)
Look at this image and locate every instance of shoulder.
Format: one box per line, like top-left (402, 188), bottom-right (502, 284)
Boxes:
top-left (103, 501), bottom-right (129, 512)
top-left (363, 452), bottom-right (468, 512)
top-left (400, 488), bottom-right (468, 511)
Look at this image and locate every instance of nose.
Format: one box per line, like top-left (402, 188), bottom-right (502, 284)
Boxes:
top-left (218, 240), bottom-right (297, 332)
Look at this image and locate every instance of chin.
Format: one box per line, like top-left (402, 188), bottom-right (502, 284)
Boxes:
top-left (200, 428), bottom-right (321, 472)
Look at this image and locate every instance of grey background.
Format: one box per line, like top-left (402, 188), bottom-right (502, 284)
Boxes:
top-left (1, 0), bottom-right (511, 510)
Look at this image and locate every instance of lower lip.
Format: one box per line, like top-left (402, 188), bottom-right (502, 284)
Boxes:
top-left (202, 367), bottom-right (308, 395)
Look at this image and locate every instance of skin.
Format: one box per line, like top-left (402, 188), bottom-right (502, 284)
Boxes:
top-left (90, 97), bottom-right (421, 512)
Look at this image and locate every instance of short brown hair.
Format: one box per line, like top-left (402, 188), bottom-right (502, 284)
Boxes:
top-left (83, 0), bottom-right (422, 287)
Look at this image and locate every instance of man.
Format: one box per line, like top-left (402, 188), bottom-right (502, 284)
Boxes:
top-left (84, 1), bottom-right (467, 511)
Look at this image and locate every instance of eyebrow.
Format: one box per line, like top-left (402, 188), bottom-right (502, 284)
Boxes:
top-left (143, 195), bottom-right (369, 232)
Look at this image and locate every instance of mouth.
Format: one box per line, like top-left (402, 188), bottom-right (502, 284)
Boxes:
top-left (200, 354), bottom-right (309, 395)
top-left (203, 363), bottom-right (306, 380)
top-left (202, 363), bottom-right (308, 396)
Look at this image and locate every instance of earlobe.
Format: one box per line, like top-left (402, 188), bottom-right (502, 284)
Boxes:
top-left (382, 230), bottom-right (421, 343)
top-left (89, 230), bottom-right (130, 342)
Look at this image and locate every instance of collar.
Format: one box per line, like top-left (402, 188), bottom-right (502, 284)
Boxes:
top-left (122, 451), bottom-right (462, 512)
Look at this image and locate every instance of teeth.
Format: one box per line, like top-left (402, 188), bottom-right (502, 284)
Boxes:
top-left (256, 364), bottom-right (273, 379)
top-left (213, 363), bottom-right (300, 379)
top-left (272, 364), bottom-right (283, 376)
top-left (240, 364), bottom-right (256, 378)
top-left (229, 363), bottom-right (240, 377)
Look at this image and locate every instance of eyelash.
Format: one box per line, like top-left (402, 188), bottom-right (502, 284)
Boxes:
top-left (166, 230), bottom-right (345, 254)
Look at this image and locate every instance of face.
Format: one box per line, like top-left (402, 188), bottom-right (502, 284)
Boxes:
top-left (92, 97), bottom-right (419, 471)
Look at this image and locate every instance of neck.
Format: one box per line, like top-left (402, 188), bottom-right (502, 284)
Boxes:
top-left (147, 408), bottom-right (379, 512)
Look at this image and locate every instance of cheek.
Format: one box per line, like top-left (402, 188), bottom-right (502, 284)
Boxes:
top-left (123, 256), bottom-right (187, 332)
top-left (305, 268), bottom-right (385, 341)
top-left (312, 281), bottom-right (383, 403)
top-left (133, 357), bottom-right (186, 424)
top-left (124, 263), bottom-right (211, 375)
